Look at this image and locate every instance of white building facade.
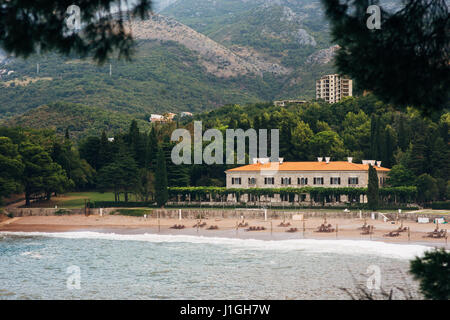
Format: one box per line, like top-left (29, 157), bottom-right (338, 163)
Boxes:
top-left (225, 158), bottom-right (389, 204)
top-left (316, 74), bottom-right (353, 103)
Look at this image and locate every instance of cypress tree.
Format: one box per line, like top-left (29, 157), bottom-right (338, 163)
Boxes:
top-left (375, 117), bottom-right (383, 161)
top-left (128, 120), bottom-right (140, 146)
top-left (398, 118), bottom-right (408, 151)
top-left (147, 127), bottom-right (158, 169)
top-left (253, 116), bottom-right (260, 130)
top-left (370, 114), bottom-right (378, 159)
top-left (382, 126), bottom-right (396, 168)
top-left (155, 146), bottom-right (168, 207)
top-left (431, 136), bottom-right (450, 181)
top-left (367, 164), bottom-right (379, 211)
top-left (127, 120), bottom-right (146, 167)
top-left (97, 130), bottom-right (112, 170)
top-left (163, 140), bottom-right (190, 187)
top-left (408, 131), bottom-right (431, 176)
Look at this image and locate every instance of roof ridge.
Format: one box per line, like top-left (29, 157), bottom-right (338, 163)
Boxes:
top-left (226, 161), bottom-right (390, 172)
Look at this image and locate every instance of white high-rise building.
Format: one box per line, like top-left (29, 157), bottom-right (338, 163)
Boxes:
top-left (316, 74), bottom-right (353, 103)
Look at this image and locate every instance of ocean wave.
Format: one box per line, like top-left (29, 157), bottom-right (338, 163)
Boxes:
top-left (20, 251), bottom-right (43, 259)
top-left (0, 231), bottom-right (434, 260)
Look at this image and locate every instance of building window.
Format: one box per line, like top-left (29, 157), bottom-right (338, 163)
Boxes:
top-left (248, 177), bottom-right (256, 185)
top-left (297, 177), bottom-right (308, 185)
top-left (281, 177), bottom-right (291, 185)
top-left (313, 177), bottom-right (324, 185)
top-left (264, 177), bottom-right (274, 185)
top-left (348, 177), bottom-right (359, 185)
top-left (330, 177), bottom-right (341, 185)
top-left (231, 177), bottom-right (241, 185)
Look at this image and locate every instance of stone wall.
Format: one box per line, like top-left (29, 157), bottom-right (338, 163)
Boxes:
top-left (5, 207), bottom-right (447, 222)
top-left (5, 207), bottom-right (104, 217)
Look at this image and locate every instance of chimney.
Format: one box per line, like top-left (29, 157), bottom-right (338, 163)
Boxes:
top-left (325, 157), bottom-right (330, 164)
top-left (347, 157), bottom-right (353, 163)
top-left (362, 160), bottom-right (376, 165)
top-left (317, 157), bottom-right (323, 162)
top-left (376, 161), bottom-right (382, 168)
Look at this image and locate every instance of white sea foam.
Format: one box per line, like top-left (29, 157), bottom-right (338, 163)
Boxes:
top-left (20, 251), bottom-right (43, 259)
top-left (0, 231), bottom-right (435, 260)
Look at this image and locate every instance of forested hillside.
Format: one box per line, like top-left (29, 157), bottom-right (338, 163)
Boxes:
top-left (0, 40), bottom-right (264, 119)
top-left (1, 95), bottom-right (448, 206)
top-left (2, 102), bottom-right (152, 141)
top-left (0, 0), bottom-right (338, 119)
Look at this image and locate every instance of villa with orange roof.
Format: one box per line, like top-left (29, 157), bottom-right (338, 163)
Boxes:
top-left (225, 157), bottom-right (390, 204)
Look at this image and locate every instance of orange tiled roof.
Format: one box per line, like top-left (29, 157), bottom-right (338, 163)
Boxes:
top-left (226, 161), bottom-right (390, 172)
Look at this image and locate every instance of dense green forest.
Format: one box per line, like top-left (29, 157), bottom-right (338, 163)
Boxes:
top-left (1, 95), bottom-right (448, 206)
top-left (189, 95), bottom-right (449, 200)
top-left (2, 102), bottom-right (152, 141)
top-left (0, 127), bottom-right (92, 206)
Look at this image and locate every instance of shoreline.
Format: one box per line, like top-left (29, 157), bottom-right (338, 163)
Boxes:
top-left (0, 214), bottom-right (448, 247)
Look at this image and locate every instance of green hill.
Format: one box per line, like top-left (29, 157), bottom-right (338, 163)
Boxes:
top-left (0, 1), bottom-right (339, 120)
top-left (0, 40), bottom-right (264, 119)
top-left (2, 102), bottom-right (152, 140)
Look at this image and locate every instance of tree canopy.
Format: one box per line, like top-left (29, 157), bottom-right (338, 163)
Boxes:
top-left (321, 0), bottom-right (450, 114)
top-left (0, 127), bottom-right (92, 205)
top-left (367, 164), bottom-right (380, 210)
top-left (0, 137), bottom-right (24, 203)
top-left (1, 95), bottom-right (448, 206)
top-left (0, 0), bottom-right (152, 64)
top-left (410, 249), bottom-right (450, 300)
top-left (155, 146), bottom-right (168, 207)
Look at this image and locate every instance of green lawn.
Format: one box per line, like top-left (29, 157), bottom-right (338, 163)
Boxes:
top-left (112, 209), bottom-right (154, 216)
top-left (54, 192), bottom-right (115, 208)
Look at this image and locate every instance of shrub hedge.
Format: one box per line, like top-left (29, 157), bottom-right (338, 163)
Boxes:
top-left (430, 201), bottom-right (450, 210)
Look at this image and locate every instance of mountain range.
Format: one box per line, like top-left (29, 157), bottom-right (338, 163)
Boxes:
top-left (1, 0), bottom-right (338, 130)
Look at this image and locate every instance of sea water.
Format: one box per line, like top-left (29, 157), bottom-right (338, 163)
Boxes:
top-left (0, 231), bottom-right (430, 299)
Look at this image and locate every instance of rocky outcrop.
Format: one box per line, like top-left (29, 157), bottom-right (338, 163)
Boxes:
top-left (306, 45), bottom-right (339, 65)
top-left (294, 29), bottom-right (316, 46)
top-left (130, 14), bottom-right (289, 77)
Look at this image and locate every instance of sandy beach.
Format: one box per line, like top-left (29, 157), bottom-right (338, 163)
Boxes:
top-left (0, 214), bottom-right (448, 246)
